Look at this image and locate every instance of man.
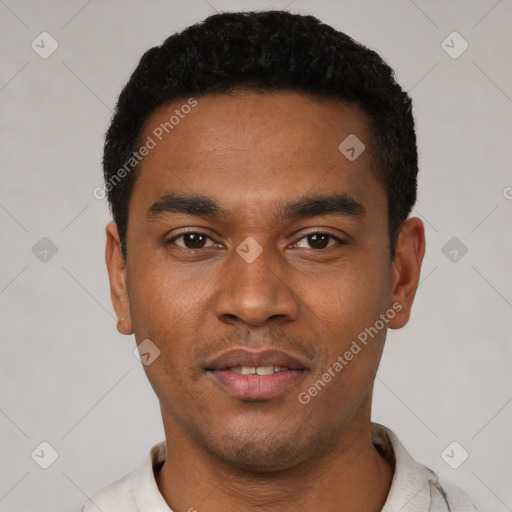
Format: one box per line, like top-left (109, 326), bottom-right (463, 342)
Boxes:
top-left (83, 10), bottom-right (478, 512)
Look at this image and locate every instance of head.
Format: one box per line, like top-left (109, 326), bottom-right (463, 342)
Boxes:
top-left (105, 11), bottom-right (425, 472)
top-left (103, 10), bottom-right (418, 260)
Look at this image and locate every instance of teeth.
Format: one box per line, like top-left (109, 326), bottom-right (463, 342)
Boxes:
top-left (231, 366), bottom-right (288, 375)
top-left (256, 366), bottom-right (274, 375)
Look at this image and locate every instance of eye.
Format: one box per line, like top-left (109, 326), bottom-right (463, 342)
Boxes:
top-left (168, 231), bottom-right (217, 250)
top-left (292, 232), bottom-right (344, 250)
top-left (167, 230), bottom-right (345, 252)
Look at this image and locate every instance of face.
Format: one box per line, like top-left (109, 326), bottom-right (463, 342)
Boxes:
top-left (106, 91), bottom-right (425, 472)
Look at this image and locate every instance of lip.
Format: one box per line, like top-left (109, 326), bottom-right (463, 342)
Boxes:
top-left (205, 348), bottom-right (308, 401)
top-left (206, 348), bottom-right (307, 371)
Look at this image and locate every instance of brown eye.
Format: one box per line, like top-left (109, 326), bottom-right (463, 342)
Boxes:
top-left (307, 233), bottom-right (331, 249)
top-left (169, 232), bottom-right (215, 250)
top-left (293, 232), bottom-right (342, 250)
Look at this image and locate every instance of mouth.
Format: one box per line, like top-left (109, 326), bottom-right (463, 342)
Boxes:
top-left (205, 349), bottom-right (308, 401)
top-left (230, 365), bottom-right (292, 375)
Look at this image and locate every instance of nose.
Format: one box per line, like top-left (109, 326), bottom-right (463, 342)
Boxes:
top-left (214, 239), bottom-right (299, 328)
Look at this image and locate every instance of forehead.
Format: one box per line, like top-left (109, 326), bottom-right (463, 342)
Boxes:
top-left (131, 91), bottom-right (384, 220)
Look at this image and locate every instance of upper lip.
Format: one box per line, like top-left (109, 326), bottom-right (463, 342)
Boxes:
top-left (205, 348), bottom-right (307, 371)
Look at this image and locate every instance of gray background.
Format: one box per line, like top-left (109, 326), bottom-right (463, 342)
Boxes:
top-left (1, 0), bottom-right (511, 510)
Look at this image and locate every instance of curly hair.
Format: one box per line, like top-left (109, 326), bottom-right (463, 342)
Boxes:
top-left (103, 10), bottom-right (418, 258)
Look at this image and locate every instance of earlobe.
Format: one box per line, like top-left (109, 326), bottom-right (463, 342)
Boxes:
top-left (117, 317), bottom-right (133, 336)
top-left (105, 221), bottom-right (134, 335)
top-left (388, 217), bottom-right (425, 330)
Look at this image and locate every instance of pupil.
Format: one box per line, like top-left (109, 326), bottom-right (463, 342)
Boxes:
top-left (309, 233), bottom-right (328, 249)
top-left (185, 233), bottom-right (205, 248)
top-left (182, 233), bottom-right (329, 250)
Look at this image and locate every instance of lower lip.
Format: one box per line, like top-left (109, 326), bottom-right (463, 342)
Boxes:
top-left (208, 369), bottom-right (305, 401)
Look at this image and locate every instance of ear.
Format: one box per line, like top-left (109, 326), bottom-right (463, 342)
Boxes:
top-left (388, 217), bottom-right (426, 329)
top-left (105, 221), bottom-right (133, 335)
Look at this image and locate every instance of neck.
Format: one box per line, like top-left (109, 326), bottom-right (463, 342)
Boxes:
top-left (155, 409), bottom-right (393, 512)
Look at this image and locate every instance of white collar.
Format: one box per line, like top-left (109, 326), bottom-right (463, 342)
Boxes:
top-left (372, 423), bottom-right (437, 511)
top-left (86, 422), bottom-right (448, 512)
top-left (131, 440), bottom-right (170, 511)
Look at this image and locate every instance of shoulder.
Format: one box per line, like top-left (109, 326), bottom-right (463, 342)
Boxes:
top-left (81, 440), bottom-right (168, 512)
top-left (431, 479), bottom-right (480, 511)
top-left (372, 423), bottom-right (480, 512)
top-left (81, 470), bottom-right (138, 512)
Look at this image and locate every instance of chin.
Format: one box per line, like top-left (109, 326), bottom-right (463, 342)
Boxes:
top-left (219, 444), bottom-right (306, 473)
top-left (203, 424), bottom-right (324, 474)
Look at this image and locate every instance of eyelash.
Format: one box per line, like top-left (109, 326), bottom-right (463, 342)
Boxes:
top-left (166, 229), bottom-right (346, 251)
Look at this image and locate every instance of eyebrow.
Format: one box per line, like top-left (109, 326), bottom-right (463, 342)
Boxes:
top-left (147, 191), bottom-right (365, 222)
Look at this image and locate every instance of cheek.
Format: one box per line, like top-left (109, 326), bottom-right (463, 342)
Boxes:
top-left (315, 254), bottom-right (391, 320)
top-left (306, 256), bottom-right (392, 380)
top-left (127, 256), bottom-right (199, 331)
top-left (126, 270), bottom-right (205, 397)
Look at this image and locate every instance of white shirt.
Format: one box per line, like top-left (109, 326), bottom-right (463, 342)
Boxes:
top-left (82, 423), bottom-right (478, 511)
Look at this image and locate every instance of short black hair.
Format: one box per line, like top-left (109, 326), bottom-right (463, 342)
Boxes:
top-left (103, 10), bottom-right (418, 259)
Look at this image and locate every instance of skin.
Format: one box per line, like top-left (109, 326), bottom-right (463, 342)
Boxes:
top-left (105, 91), bottom-right (425, 512)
